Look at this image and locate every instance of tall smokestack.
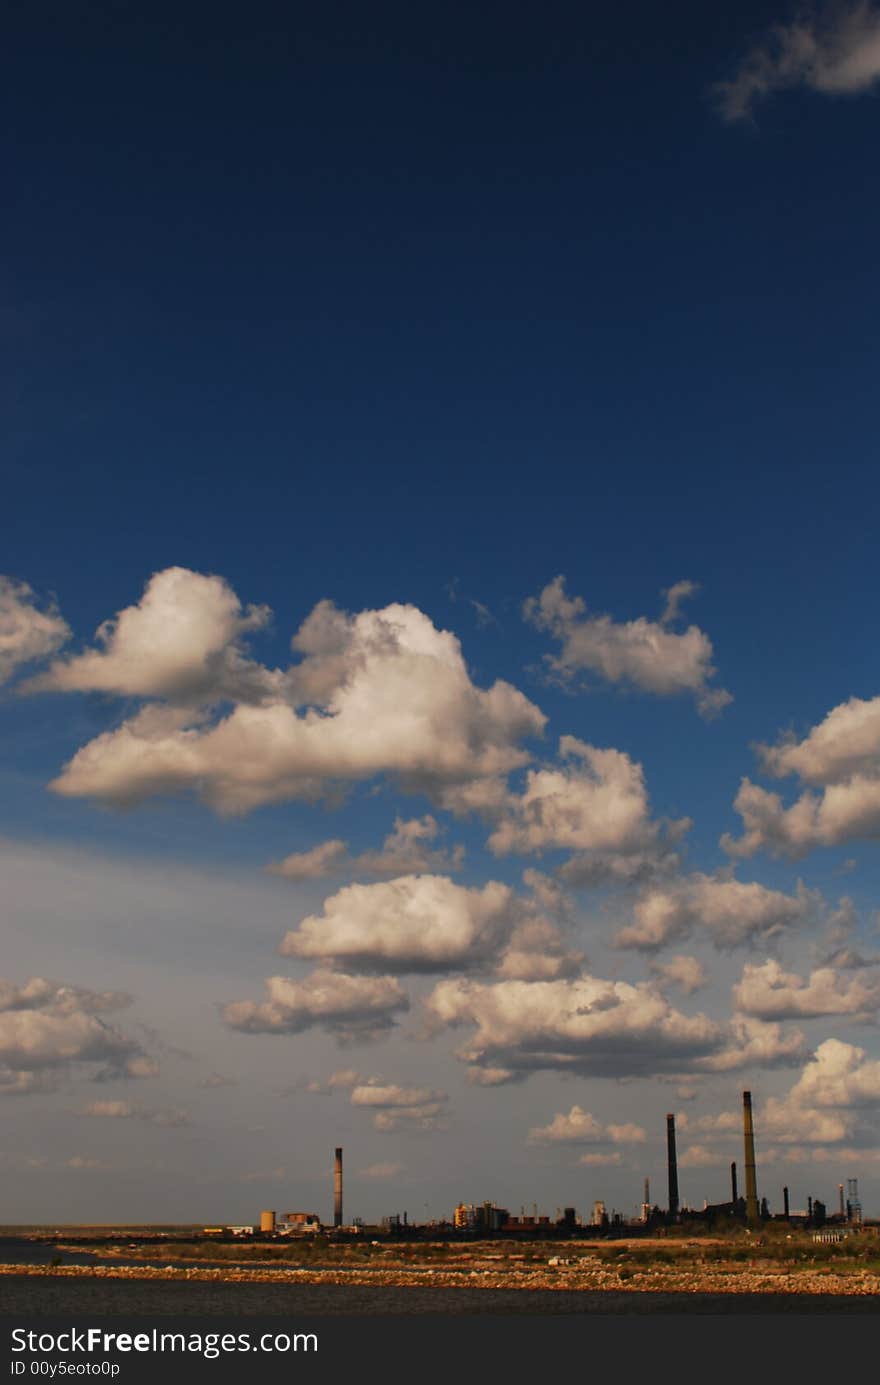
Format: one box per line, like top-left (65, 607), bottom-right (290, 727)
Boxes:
top-left (666, 1114), bottom-right (679, 1220)
top-left (731, 1161), bottom-right (738, 1204)
top-left (742, 1091), bottom-right (759, 1225)
top-left (783, 1186), bottom-right (790, 1218)
top-left (839, 1184), bottom-right (845, 1219)
top-left (334, 1147), bottom-right (343, 1228)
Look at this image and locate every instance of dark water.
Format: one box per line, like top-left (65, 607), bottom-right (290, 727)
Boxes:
top-left (1, 1274), bottom-right (879, 1315)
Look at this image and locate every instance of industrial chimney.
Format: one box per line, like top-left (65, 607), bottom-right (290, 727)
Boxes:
top-left (783, 1186), bottom-right (790, 1219)
top-left (730, 1161), bottom-right (738, 1205)
top-left (742, 1091), bottom-right (759, 1225)
top-left (334, 1147), bottom-right (343, 1228)
top-left (666, 1114), bottom-right (679, 1221)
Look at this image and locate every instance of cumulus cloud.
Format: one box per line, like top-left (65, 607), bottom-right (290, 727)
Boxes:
top-left (45, 582), bottom-right (545, 813)
top-left (696, 1015), bottom-right (807, 1072)
top-left (722, 776), bottom-right (880, 858)
top-left (278, 871), bottom-right (583, 983)
top-left (0, 977), bottom-right (157, 1095)
top-left (528, 1105), bottom-right (646, 1144)
top-left (524, 576), bottom-right (731, 718)
top-left (679, 1144), bottom-right (725, 1169)
top-left (761, 1101), bottom-right (855, 1144)
top-left (715, 2), bottom-right (880, 123)
top-left (758, 1038), bottom-right (880, 1145)
top-left (494, 915), bottom-right (584, 981)
top-left (785, 1036), bottom-right (880, 1108)
top-left (222, 970), bottom-right (409, 1042)
top-left (733, 959), bottom-right (880, 1021)
top-left (352, 816), bottom-right (465, 877)
top-left (425, 972), bottom-right (720, 1082)
top-left (279, 875), bottom-right (518, 974)
top-left (0, 577), bottom-right (70, 685)
top-left (488, 736), bottom-right (689, 884)
top-left (268, 839), bottom-right (351, 881)
top-left (29, 567), bottom-right (276, 704)
top-left (268, 817), bottom-right (464, 882)
top-left (723, 696), bottom-right (880, 857)
top-left (350, 1081), bottom-right (448, 1132)
top-left (578, 1151), bottom-right (623, 1167)
top-left (615, 872), bottom-right (823, 951)
top-left (649, 955), bottom-right (708, 994)
top-left (688, 1111), bottom-right (742, 1136)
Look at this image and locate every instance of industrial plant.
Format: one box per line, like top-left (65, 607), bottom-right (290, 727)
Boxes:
top-left (203, 1092), bottom-right (873, 1242)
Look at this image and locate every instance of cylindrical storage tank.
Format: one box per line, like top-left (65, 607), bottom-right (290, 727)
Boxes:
top-left (260, 1210), bottom-right (276, 1233)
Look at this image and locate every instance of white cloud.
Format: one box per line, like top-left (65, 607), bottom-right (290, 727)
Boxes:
top-left (715, 2), bottom-right (880, 122)
top-left (268, 840), bottom-right (350, 881)
top-left (757, 1038), bottom-right (880, 1145)
top-left (524, 575), bottom-right (731, 718)
top-left (722, 775), bottom-right (880, 858)
top-left (279, 875), bottom-right (518, 974)
top-left (697, 1015), bottom-right (806, 1072)
top-left (0, 577), bottom-right (70, 684)
top-left (426, 972), bottom-right (720, 1082)
top-left (578, 1151), bottom-right (622, 1167)
top-left (466, 1066), bottom-right (519, 1087)
top-left (528, 1106), bottom-right (646, 1144)
top-left (0, 977), bottom-right (156, 1095)
top-left (222, 970), bottom-right (409, 1042)
top-left (761, 1101), bottom-right (855, 1145)
top-left (733, 959), bottom-right (880, 1021)
top-left (268, 817), bottom-right (464, 882)
top-left (723, 696), bottom-right (880, 857)
top-left (350, 1081), bottom-right (448, 1132)
top-left (495, 915), bottom-right (584, 981)
top-left (759, 696), bottom-right (880, 784)
top-left (277, 869), bottom-right (580, 985)
top-left (616, 872), bottom-right (822, 951)
top-left (649, 955), bottom-right (708, 994)
top-left (352, 816), bottom-right (465, 877)
top-left (689, 1111), bottom-right (741, 1136)
top-left (785, 1036), bottom-right (880, 1108)
top-left (679, 1144), bottom-right (725, 1169)
top-left (29, 566), bottom-right (276, 704)
top-left (45, 584), bottom-right (545, 813)
top-left (488, 736), bottom-right (689, 884)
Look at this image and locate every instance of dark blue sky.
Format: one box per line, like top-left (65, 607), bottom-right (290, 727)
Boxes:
top-left (4, 0), bottom-right (878, 857)
top-left (4, 1), bottom-right (877, 607)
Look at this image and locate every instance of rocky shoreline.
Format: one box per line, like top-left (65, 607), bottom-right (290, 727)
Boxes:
top-left (2, 1262), bottom-right (878, 1296)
